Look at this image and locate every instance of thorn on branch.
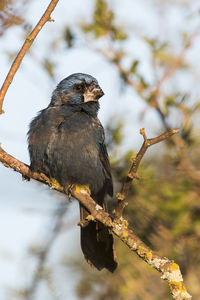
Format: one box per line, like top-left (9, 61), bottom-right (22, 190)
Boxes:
top-left (48, 17), bottom-right (55, 22)
top-left (140, 127), bottom-right (147, 141)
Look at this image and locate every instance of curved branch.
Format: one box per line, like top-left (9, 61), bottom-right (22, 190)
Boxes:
top-left (0, 0), bottom-right (60, 114)
top-left (0, 2), bottom-right (194, 297)
top-left (0, 132), bottom-right (191, 300)
top-left (114, 128), bottom-right (179, 218)
top-left (98, 32), bottom-right (200, 186)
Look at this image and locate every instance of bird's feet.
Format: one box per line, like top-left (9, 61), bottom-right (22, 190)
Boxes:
top-left (78, 214), bottom-right (95, 227)
top-left (74, 184), bottom-right (91, 195)
top-left (50, 178), bottom-right (63, 190)
top-left (65, 184), bottom-right (91, 201)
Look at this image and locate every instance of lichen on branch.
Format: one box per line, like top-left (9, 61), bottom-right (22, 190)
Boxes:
top-left (0, 128), bottom-right (191, 300)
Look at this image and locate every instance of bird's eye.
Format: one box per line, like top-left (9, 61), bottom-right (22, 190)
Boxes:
top-left (74, 83), bottom-right (84, 92)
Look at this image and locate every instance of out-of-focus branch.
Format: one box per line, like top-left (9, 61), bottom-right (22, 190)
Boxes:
top-left (0, 139), bottom-right (191, 300)
top-left (25, 203), bottom-right (68, 300)
top-left (99, 30), bottom-right (200, 185)
top-left (154, 105), bottom-right (200, 184)
top-left (114, 128), bottom-right (179, 218)
top-left (0, 0), bottom-right (60, 114)
top-left (153, 27), bottom-right (200, 96)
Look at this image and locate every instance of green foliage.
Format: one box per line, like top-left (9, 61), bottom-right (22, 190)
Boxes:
top-left (129, 60), bottom-right (139, 73)
top-left (82, 0), bottom-right (127, 40)
top-left (143, 37), bottom-right (168, 53)
top-left (4, 0), bottom-right (200, 299)
top-left (73, 140), bottom-right (200, 299)
top-left (43, 58), bottom-right (55, 79)
top-left (73, 2), bottom-right (200, 298)
top-left (63, 26), bottom-right (74, 48)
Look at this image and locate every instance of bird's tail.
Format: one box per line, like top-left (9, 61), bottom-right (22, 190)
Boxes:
top-left (80, 204), bottom-right (117, 272)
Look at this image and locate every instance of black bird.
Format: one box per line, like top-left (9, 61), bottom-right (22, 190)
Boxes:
top-left (28, 73), bottom-right (117, 272)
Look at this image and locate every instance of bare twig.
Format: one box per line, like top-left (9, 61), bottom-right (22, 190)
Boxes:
top-left (153, 27), bottom-right (200, 96)
top-left (0, 145), bottom-right (191, 300)
top-left (0, 4), bottom-right (193, 297)
top-left (104, 41), bottom-right (200, 185)
top-left (114, 128), bottom-right (179, 218)
top-left (0, 0), bottom-right (60, 114)
top-left (154, 107), bottom-right (200, 184)
top-left (96, 27), bottom-right (200, 186)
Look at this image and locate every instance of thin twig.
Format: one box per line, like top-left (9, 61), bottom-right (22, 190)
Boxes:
top-left (153, 27), bottom-right (200, 96)
top-left (0, 145), bottom-right (191, 300)
top-left (114, 128), bottom-right (179, 218)
top-left (0, 0), bottom-right (60, 114)
top-left (154, 107), bottom-right (200, 184)
top-left (97, 28), bottom-right (200, 185)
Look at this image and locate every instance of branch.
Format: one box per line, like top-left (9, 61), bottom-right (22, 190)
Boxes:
top-left (153, 27), bottom-right (200, 96)
top-left (0, 143), bottom-right (191, 300)
top-left (73, 187), bottom-right (191, 300)
top-left (114, 128), bottom-right (179, 218)
top-left (153, 106), bottom-right (200, 184)
top-left (97, 31), bottom-right (200, 185)
top-left (0, 0), bottom-right (60, 114)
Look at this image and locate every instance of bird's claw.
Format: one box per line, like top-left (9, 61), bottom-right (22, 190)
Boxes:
top-left (50, 178), bottom-right (62, 190)
top-left (78, 215), bottom-right (95, 227)
top-left (75, 184), bottom-right (91, 195)
top-left (78, 219), bottom-right (89, 227)
top-left (65, 184), bottom-right (75, 201)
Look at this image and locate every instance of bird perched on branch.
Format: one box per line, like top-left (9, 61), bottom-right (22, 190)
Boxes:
top-left (28, 73), bottom-right (117, 272)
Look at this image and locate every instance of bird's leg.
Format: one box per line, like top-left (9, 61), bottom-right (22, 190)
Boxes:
top-left (78, 220), bottom-right (89, 227)
top-left (66, 184), bottom-right (92, 202)
top-left (65, 184), bottom-right (75, 201)
top-left (50, 178), bottom-right (63, 190)
top-left (74, 184), bottom-right (91, 195)
top-left (78, 214), bottom-right (96, 227)
top-left (74, 184), bottom-right (96, 227)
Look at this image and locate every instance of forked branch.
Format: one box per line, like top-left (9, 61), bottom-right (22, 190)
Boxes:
top-left (0, 136), bottom-right (191, 299)
top-left (114, 128), bottom-right (179, 218)
top-left (0, 1), bottom-right (191, 298)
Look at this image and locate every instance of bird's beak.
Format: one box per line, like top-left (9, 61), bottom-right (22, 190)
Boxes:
top-left (83, 83), bottom-right (104, 103)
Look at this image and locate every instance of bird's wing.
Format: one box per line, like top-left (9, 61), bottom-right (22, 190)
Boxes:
top-left (95, 119), bottom-right (113, 197)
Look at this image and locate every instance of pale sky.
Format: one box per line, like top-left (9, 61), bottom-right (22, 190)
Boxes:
top-left (0, 0), bottom-right (199, 299)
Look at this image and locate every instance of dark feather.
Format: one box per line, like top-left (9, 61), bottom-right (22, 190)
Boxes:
top-left (28, 73), bottom-right (117, 272)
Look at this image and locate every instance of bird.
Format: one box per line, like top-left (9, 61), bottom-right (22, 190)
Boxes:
top-left (28, 73), bottom-right (117, 272)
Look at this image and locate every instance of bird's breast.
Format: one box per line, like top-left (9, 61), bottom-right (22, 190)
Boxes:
top-left (46, 111), bottom-right (105, 194)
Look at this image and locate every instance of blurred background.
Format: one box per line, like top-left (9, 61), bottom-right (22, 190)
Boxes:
top-left (0, 0), bottom-right (200, 299)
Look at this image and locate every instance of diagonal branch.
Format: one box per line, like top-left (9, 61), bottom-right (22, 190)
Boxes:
top-left (73, 186), bottom-right (191, 300)
top-left (0, 0), bottom-right (60, 114)
top-left (114, 128), bottom-right (179, 218)
top-left (97, 31), bottom-right (200, 186)
top-left (0, 3), bottom-right (192, 297)
top-left (0, 134), bottom-right (191, 300)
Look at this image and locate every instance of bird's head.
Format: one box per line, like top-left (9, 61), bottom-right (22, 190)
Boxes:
top-left (50, 73), bottom-right (104, 106)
